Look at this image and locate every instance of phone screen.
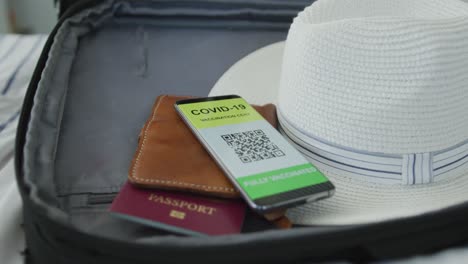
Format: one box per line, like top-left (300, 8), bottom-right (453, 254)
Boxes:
top-left (175, 95), bottom-right (333, 212)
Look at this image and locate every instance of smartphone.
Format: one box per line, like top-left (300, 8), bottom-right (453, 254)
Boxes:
top-left (175, 95), bottom-right (334, 213)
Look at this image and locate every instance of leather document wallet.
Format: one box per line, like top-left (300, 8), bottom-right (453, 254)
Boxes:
top-left (129, 95), bottom-right (291, 228)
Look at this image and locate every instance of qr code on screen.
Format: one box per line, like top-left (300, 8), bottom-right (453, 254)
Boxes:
top-left (221, 130), bottom-right (285, 163)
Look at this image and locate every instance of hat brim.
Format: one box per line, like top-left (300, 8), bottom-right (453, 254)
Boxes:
top-left (210, 42), bottom-right (283, 105)
top-left (209, 42), bottom-right (468, 225)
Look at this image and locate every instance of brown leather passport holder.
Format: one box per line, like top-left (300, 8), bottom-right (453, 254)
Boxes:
top-left (129, 95), bottom-right (291, 228)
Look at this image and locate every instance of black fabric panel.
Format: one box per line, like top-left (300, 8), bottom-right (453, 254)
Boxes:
top-left (58, 0), bottom-right (104, 16)
top-left (22, 192), bottom-right (468, 264)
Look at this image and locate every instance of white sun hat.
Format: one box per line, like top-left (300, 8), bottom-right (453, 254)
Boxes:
top-left (209, 0), bottom-right (468, 225)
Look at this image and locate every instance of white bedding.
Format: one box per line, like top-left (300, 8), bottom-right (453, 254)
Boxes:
top-left (0, 33), bottom-right (466, 263)
top-left (0, 34), bottom-right (46, 264)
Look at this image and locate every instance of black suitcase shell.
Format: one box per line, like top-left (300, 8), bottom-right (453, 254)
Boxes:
top-left (15, 0), bottom-right (468, 263)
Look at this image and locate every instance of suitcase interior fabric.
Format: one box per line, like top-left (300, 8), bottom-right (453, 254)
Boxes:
top-left (17, 0), bottom-right (468, 262)
top-left (23, 0), bottom-right (317, 240)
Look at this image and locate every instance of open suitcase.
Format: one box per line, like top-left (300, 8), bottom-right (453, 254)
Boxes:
top-left (15, 0), bottom-right (468, 263)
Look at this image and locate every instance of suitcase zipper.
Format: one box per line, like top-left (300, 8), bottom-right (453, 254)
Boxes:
top-left (87, 193), bottom-right (117, 205)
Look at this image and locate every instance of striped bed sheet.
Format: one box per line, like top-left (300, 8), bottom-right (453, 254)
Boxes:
top-left (0, 33), bottom-right (467, 264)
top-left (0, 34), bottom-right (46, 168)
top-left (0, 34), bottom-right (46, 264)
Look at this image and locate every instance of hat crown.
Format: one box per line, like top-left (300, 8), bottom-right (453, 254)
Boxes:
top-left (278, 0), bottom-right (468, 155)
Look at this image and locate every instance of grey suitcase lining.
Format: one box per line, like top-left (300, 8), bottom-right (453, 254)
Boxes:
top-left (24, 0), bottom-right (343, 242)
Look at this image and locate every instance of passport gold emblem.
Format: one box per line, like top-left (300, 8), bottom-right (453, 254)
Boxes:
top-left (170, 210), bottom-right (186, 220)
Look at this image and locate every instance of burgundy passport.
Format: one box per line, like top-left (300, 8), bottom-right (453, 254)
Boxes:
top-left (110, 183), bottom-right (246, 236)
